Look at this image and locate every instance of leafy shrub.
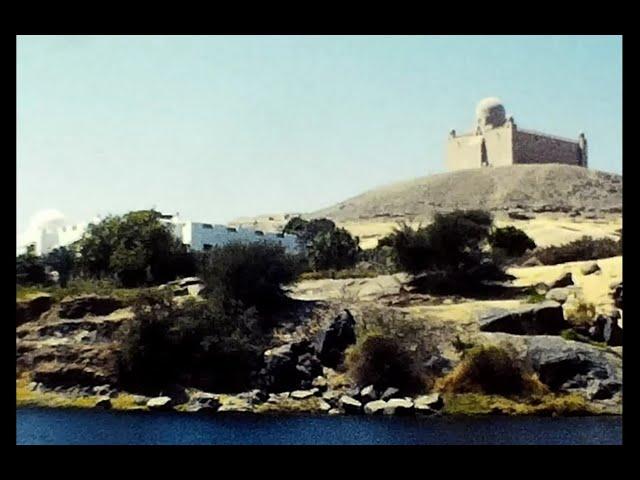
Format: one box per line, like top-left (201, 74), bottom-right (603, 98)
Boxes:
top-left (42, 246), bottom-right (77, 287)
top-left (283, 217), bottom-right (336, 243)
top-left (383, 211), bottom-right (509, 294)
top-left (197, 242), bottom-right (303, 314)
top-left (437, 345), bottom-right (547, 397)
top-left (117, 293), bottom-right (265, 394)
top-left (531, 236), bottom-right (622, 265)
top-left (345, 307), bottom-right (437, 393)
top-left (489, 226), bottom-right (536, 257)
top-left (16, 244), bottom-right (48, 285)
top-left (346, 335), bottom-right (428, 394)
top-left (308, 227), bottom-right (360, 272)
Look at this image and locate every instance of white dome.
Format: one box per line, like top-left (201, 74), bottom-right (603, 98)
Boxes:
top-left (29, 209), bottom-right (68, 231)
top-left (476, 97), bottom-right (506, 130)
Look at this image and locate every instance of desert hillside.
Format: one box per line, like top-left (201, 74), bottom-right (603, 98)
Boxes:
top-left (311, 164), bottom-right (621, 222)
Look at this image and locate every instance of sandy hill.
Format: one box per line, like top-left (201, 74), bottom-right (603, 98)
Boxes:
top-left (311, 164), bottom-right (622, 223)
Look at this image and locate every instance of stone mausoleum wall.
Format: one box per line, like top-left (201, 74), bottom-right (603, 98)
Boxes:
top-left (513, 129), bottom-right (582, 166)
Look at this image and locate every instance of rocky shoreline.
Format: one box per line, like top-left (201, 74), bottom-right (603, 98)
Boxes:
top-left (17, 270), bottom-right (623, 418)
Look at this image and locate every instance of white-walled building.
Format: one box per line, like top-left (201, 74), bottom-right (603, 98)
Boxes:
top-left (21, 211), bottom-right (301, 256)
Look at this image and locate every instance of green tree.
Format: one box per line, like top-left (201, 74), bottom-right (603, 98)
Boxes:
top-left (16, 244), bottom-right (47, 285)
top-left (489, 226), bottom-right (536, 257)
top-left (43, 246), bottom-right (77, 287)
top-left (78, 210), bottom-right (195, 287)
top-left (308, 227), bottom-right (360, 271)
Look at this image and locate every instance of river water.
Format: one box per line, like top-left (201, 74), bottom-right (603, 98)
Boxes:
top-left (16, 408), bottom-right (622, 445)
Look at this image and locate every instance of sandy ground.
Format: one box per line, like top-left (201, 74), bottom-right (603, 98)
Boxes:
top-left (288, 255), bottom-right (622, 333)
top-left (340, 215), bottom-right (622, 250)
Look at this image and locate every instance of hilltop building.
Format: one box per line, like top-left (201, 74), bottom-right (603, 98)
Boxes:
top-left (24, 212), bottom-right (300, 256)
top-left (446, 97), bottom-right (588, 171)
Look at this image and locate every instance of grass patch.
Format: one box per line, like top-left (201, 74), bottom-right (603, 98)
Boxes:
top-left (17, 279), bottom-right (155, 304)
top-left (442, 392), bottom-right (593, 416)
top-left (298, 268), bottom-right (381, 281)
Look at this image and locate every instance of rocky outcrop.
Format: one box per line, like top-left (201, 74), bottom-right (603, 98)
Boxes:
top-left (146, 396), bottom-right (173, 410)
top-left (581, 263), bottom-right (601, 275)
top-left (259, 339), bottom-right (322, 392)
top-left (414, 393), bottom-right (444, 413)
top-left (383, 398), bottom-right (414, 415)
top-left (339, 395), bottom-right (362, 414)
top-left (364, 400), bottom-right (387, 415)
top-left (545, 288), bottom-right (570, 304)
top-left (479, 332), bottom-right (622, 400)
top-left (479, 301), bottom-right (566, 335)
top-left (16, 294), bottom-right (53, 326)
top-left (318, 309), bottom-right (356, 368)
top-left (589, 314), bottom-right (623, 347)
top-left (59, 295), bottom-right (123, 319)
top-left (32, 362), bottom-right (113, 388)
top-left (550, 272), bottom-right (574, 289)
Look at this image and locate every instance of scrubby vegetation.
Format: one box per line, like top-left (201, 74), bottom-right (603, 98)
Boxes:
top-left (529, 236), bottom-right (622, 266)
top-left (564, 300), bottom-right (597, 328)
top-left (197, 242), bottom-right (303, 314)
top-left (117, 292), bottom-right (265, 394)
top-left (117, 242), bottom-right (304, 393)
top-left (345, 308), bottom-right (436, 394)
top-left (381, 210), bottom-right (511, 294)
top-left (489, 226), bottom-right (536, 258)
top-left (437, 345), bottom-right (547, 397)
top-left (283, 216), bottom-right (360, 272)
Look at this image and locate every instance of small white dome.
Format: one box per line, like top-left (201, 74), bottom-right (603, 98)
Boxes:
top-left (29, 209), bottom-right (68, 231)
top-left (476, 97), bottom-right (506, 130)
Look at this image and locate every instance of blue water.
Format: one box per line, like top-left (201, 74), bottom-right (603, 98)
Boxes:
top-left (16, 408), bottom-right (622, 445)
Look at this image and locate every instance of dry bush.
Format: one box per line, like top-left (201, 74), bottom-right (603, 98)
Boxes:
top-left (564, 301), bottom-right (596, 328)
top-left (436, 344), bottom-right (548, 398)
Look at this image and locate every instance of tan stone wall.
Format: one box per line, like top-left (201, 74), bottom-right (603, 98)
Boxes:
top-left (513, 130), bottom-right (581, 166)
top-left (446, 134), bottom-right (483, 171)
top-left (482, 126), bottom-right (514, 167)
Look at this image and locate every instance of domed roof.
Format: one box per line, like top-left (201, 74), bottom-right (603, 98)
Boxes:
top-left (29, 209), bottom-right (67, 231)
top-left (475, 97), bottom-right (506, 130)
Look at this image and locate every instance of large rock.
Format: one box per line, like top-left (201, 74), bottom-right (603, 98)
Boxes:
top-left (383, 398), bottom-right (414, 415)
top-left (414, 393), bottom-right (444, 413)
top-left (339, 395), bottom-right (362, 414)
top-left (550, 272), bottom-right (574, 289)
top-left (380, 387), bottom-right (400, 400)
top-left (32, 363), bottom-right (111, 388)
top-left (59, 295), bottom-right (123, 319)
top-left (16, 294), bottom-right (53, 326)
top-left (581, 262), bottom-right (601, 275)
top-left (610, 282), bottom-right (623, 310)
top-left (480, 333), bottom-right (622, 398)
top-left (146, 396), bottom-right (173, 410)
top-left (364, 400), bottom-right (387, 415)
top-left (479, 301), bottom-right (566, 335)
top-left (319, 309), bottom-right (357, 368)
top-left (290, 389), bottom-right (318, 400)
top-left (545, 288), bottom-right (570, 304)
top-left (259, 339), bottom-right (322, 392)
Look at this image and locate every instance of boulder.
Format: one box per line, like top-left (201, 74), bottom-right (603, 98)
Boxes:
top-left (328, 408), bottom-right (342, 415)
top-left (581, 263), bottom-right (601, 275)
top-left (95, 397), bottom-right (112, 409)
top-left (545, 288), bottom-right (570, 304)
top-left (358, 385), bottom-right (377, 402)
top-left (522, 257), bottom-right (543, 267)
top-left (610, 282), bottom-right (623, 310)
top-left (479, 301), bottom-right (566, 335)
top-left (16, 294), bottom-right (53, 326)
top-left (146, 396), bottom-right (173, 410)
top-left (589, 314), bottom-right (623, 346)
top-left (317, 399), bottom-right (333, 412)
top-left (311, 376), bottom-right (328, 391)
top-left (338, 395), bottom-right (362, 414)
top-left (380, 387), bottom-right (400, 400)
top-left (59, 295), bottom-right (123, 319)
top-left (319, 310), bottom-right (357, 368)
top-left (414, 393), bottom-right (444, 413)
top-left (291, 388), bottom-right (318, 400)
top-left (178, 277), bottom-right (202, 287)
top-left (184, 395), bottom-right (221, 412)
top-left (364, 400), bottom-right (388, 415)
top-left (383, 398), bottom-right (414, 415)
top-left (586, 379), bottom-right (622, 400)
top-left (508, 211), bottom-right (534, 221)
top-left (550, 272), bottom-right (574, 289)
top-left (259, 339), bottom-right (322, 392)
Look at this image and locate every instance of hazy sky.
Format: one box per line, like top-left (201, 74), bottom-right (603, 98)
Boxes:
top-left (17, 35), bottom-right (622, 240)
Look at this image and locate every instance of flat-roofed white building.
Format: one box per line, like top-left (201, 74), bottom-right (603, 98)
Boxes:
top-left (22, 211), bottom-right (301, 256)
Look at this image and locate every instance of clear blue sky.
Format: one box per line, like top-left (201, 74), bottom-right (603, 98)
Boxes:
top-left (17, 35), bottom-right (622, 236)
